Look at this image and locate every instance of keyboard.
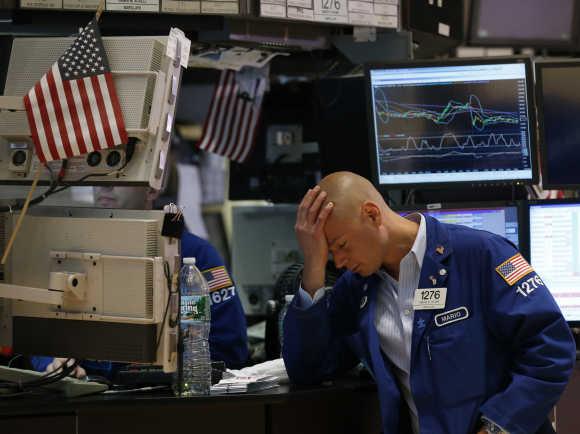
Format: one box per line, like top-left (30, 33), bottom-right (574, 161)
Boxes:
top-left (0, 365), bottom-right (108, 398)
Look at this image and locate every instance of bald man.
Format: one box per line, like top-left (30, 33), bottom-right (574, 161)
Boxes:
top-left (282, 172), bottom-right (574, 434)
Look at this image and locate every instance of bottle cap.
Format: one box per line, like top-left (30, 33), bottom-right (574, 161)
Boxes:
top-left (183, 257), bottom-right (196, 265)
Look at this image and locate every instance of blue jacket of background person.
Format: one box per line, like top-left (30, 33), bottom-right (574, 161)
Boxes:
top-left (31, 231), bottom-right (248, 377)
top-left (283, 215), bottom-right (575, 434)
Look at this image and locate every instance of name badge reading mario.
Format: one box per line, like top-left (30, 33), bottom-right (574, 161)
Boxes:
top-left (413, 287), bottom-right (447, 310)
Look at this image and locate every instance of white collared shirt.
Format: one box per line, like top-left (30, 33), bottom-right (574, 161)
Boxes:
top-left (298, 213), bottom-right (426, 434)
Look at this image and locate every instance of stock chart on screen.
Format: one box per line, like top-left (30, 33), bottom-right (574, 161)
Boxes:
top-left (367, 61), bottom-right (534, 187)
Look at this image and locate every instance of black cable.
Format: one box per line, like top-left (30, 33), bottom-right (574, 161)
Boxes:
top-left (155, 261), bottom-right (175, 351)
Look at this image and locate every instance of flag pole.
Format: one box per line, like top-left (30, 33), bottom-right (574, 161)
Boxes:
top-left (1, 165), bottom-right (42, 265)
top-left (95, 0), bottom-right (105, 22)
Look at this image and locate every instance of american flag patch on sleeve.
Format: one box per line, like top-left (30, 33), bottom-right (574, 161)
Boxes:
top-left (202, 266), bottom-right (233, 292)
top-left (495, 253), bottom-right (534, 285)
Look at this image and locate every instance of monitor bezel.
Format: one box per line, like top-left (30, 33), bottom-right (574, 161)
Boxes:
top-left (534, 60), bottom-right (580, 190)
top-left (469, 0), bottom-right (579, 48)
top-left (394, 200), bottom-right (526, 252)
top-left (525, 198), bottom-right (580, 326)
top-left (364, 56), bottom-right (539, 191)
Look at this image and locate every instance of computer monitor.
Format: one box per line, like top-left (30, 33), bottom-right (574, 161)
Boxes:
top-left (231, 204), bottom-right (301, 316)
top-left (535, 60), bottom-right (580, 189)
top-left (0, 35), bottom-right (185, 189)
top-left (0, 207), bottom-right (179, 371)
top-left (528, 200), bottom-right (580, 324)
top-left (365, 57), bottom-right (537, 189)
top-left (470, 0), bottom-right (577, 48)
top-left (398, 202), bottom-right (522, 248)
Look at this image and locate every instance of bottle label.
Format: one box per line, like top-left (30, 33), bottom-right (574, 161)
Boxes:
top-left (181, 295), bottom-right (209, 322)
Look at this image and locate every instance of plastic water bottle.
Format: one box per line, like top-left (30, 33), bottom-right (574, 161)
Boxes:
top-left (278, 294), bottom-right (294, 354)
top-left (175, 257), bottom-right (211, 396)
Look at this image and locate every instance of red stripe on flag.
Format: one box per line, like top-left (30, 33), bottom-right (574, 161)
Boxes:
top-left (208, 71), bottom-right (236, 153)
top-left (77, 78), bottom-right (101, 151)
top-left (23, 94), bottom-right (46, 164)
top-left (91, 75), bottom-right (114, 148)
top-left (104, 72), bottom-right (128, 144)
top-left (239, 109), bottom-right (261, 163)
top-left (34, 82), bottom-right (59, 161)
top-left (214, 79), bottom-right (238, 155)
top-left (198, 71), bottom-right (227, 152)
top-left (62, 79), bottom-right (88, 155)
top-left (46, 69), bottom-right (74, 159)
top-left (222, 96), bottom-right (244, 160)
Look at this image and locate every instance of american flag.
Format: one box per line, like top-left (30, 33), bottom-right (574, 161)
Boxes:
top-left (202, 266), bottom-right (233, 292)
top-left (496, 253), bottom-right (534, 286)
top-left (23, 18), bottom-right (127, 164)
top-left (197, 69), bottom-right (266, 163)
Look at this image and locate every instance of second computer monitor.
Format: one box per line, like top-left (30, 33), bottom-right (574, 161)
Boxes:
top-left (365, 57), bottom-right (537, 189)
top-left (535, 60), bottom-right (580, 189)
top-left (399, 203), bottom-right (521, 248)
top-left (529, 201), bottom-right (580, 324)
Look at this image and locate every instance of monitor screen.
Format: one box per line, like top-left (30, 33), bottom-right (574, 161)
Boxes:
top-left (535, 61), bottom-right (580, 189)
top-left (529, 202), bottom-right (580, 323)
top-left (400, 204), bottom-right (520, 248)
top-left (366, 58), bottom-right (536, 189)
top-left (471, 0), bottom-right (576, 46)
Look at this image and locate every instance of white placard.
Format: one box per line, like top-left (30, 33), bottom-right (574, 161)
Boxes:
top-left (313, 0), bottom-right (347, 21)
top-left (413, 287), bottom-right (447, 310)
top-left (63, 0), bottom-right (99, 9)
top-left (166, 27), bottom-right (191, 68)
top-left (375, 14), bottom-right (398, 28)
top-left (348, 0), bottom-right (372, 14)
top-left (162, 0), bottom-right (201, 12)
top-left (373, 2), bottom-right (395, 15)
top-left (201, 1), bottom-right (239, 13)
top-left (438, 22), bottom-right (450, 37)
top-left (260, 2), bottom-right (285, 17)
top-left (21, 0), bottom-right (62, 8)
top-left (314, 12), bottom-right (347, 23)
top-left (287, 0), bottom-right (311, 8)
top-left (106, 0), bottom-right (160, 12)
top-left (287, 5), bottom-right (314, 20)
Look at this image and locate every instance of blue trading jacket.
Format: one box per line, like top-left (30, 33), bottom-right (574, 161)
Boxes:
top-left (31, 231), bottom-right (248, 377)
top-left (283, 216), bottom-right (575, 434)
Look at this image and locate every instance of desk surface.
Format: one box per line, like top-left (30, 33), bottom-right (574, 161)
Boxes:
top-left (0, 377), bottom-right (378, 416)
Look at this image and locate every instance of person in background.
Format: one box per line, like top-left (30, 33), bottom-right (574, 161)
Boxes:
top-left (284, 171), bottom-right (575, 434)
top-left (31, 186), bottom-right (248, 379)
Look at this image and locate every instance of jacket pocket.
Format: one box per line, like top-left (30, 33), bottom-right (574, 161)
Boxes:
top-left (428, 327), bottom-right (485, 407)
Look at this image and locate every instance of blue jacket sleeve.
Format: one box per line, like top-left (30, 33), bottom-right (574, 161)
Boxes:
top-left (30, 355), bottom-right (52, 372)
top-left (282, 273), bottom-right (361, 385)
top-left (479, 235), bottom-right (576, 434)
top-left (181, 232), bottom-right (248, 369)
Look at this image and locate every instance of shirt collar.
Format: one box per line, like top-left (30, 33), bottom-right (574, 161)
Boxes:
top-left (403, 213), bottom-right (426, 269)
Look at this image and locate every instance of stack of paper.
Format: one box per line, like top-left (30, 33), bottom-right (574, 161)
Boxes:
top-left (211, 375), bottom-right (279, 394)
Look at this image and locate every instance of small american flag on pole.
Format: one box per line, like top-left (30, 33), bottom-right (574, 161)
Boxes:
top-left (202, 266), bottom-right (234, 292)
top-left (23, 18), bottom-right (128, 164)
top-left (495, 253), bottom-right (534, 286)
top-left (197, 69), bottom-right (266, 163)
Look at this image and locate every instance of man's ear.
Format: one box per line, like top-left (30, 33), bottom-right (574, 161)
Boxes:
top-left (361, 201), bottom-right (381, 226)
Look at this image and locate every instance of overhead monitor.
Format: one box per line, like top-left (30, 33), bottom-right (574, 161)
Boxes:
top-left (398, 202), bottom-right (521, 248)
top-left (365, 57), bottom-right (537, 189)
top-left (0, 207), bottom-right (179, 371)
top-left (470, 0), bottom-right (577, 48)
top-left (535, 60), bottom-right (580, 189)
top-left (528, 201), bottom-right (580, 324)
top-left (0, 35), bottom-right (186, 189)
